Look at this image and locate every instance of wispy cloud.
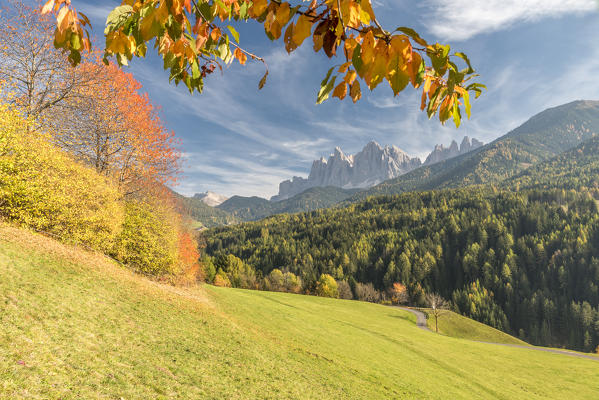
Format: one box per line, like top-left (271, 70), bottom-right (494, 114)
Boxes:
top-left (424, 0), bottom-right (597, 41)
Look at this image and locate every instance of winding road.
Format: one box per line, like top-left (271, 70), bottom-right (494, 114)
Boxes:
top-left (395, 306), bottom-right (599, 362)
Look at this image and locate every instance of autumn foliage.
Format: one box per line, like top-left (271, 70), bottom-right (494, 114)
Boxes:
top-left (41, 0), bottom-right (484, 127)
top-left (50, 60), bottom-right (180, 194)
top-left (0, 2), bottom-right (202, 283)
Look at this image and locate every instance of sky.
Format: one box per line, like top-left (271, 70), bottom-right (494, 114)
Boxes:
top-left (74, 0), bottom-right (599, 198)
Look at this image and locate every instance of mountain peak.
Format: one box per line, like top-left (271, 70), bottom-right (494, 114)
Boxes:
top-left (194, 191), bottom-right (229, 207)
top-left (424, 136), bottom-right (484, 166)
top-left (273, 142), bottom-right (421, 201)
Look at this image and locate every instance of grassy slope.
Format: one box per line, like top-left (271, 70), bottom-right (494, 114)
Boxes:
top-left (422, 309), bottom-right (527, 345)
top-left (2, 225), bottom-right (599, 399)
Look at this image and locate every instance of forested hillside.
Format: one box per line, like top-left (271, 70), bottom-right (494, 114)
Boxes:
top-left (205, 188), bottom-right (599, 351)
top-left (217, 186), bottom-right (357, 221)
top-left (353, 101), bottom-right (599, 200)
top-left (508, 135), bottom-right (599, 191)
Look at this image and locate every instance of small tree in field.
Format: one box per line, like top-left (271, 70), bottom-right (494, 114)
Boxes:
top-left (426, 293), bottom-right (449, 333)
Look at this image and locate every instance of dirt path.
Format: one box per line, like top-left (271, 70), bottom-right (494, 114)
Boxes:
top-left (394, 306), bottom-right (599, 362)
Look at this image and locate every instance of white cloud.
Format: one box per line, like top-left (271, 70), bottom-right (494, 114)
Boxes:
top-left (424, 0), bottom-right (597, 41)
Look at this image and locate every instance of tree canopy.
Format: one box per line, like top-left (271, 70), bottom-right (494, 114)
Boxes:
top-left (41, 0), bottom-right (484, 127)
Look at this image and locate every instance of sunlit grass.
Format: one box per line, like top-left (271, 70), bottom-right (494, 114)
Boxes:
top-left (1, 223), bottom-right (599, 399)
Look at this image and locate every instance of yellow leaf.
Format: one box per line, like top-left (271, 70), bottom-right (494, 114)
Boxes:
top-left (423, 76), bottom-right (433, 94)
top-left (344, 70), bottom-right (357, 84)
top-left (250, 0), bottom-right (268, 17)
top-left (275, 2), bottom-right (291, 27)
top-left (338, 62), bottom-right (351, 73)
top-left (284, 23), bottom-right (297, 53)
top-left (360, 0), bottom-right (376, 20)
top-left (292, 14), bottom-right (312, 46)
top-left (360, 31), bottom-right (375, 65)
top-left (41, 0), bottom-right (55, 15)
top-left (333, 82), bottom-right (347, 100)
top-left (408, 51), bottom-right (422, 87)
top-left (313, 33), bottom-right (324, 52)
top-left (350, 80), bottom-right (361, 103)
top-left (389, 35), bottom-right (411, 62)
top-left (347, 2), bottom-right (361, 28)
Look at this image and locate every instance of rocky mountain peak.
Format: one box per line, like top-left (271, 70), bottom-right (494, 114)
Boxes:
top-left (194, 191), bottom-right (229, 207)
top-left (424, 136), bottom-right (484, 166)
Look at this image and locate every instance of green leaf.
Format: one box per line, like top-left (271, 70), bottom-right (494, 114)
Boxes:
top-left (192, 61), bottom-right (201, 79)
top-left (452, 100), bottom-right (461, 128)
top-left (351, 43), bottom-right (363, 77)
top-left (227, 25), bottom-right (240, 43)
top-left (394, 27), bottom-right (428, 46)
top-left (454, 52), bottom-right (474, 74)
top-left (104, 5), bottom-right (134, 35)
top-left (388, 56), bottom-right (409, 95)
top-left (317, 76), bottom-right (337, 104)
top-left (69, 33), bottom-right (81, 51)
top-left (463, 90), bottom-right (471, 119)
top-left (320, 66), bottom-right (335, 87)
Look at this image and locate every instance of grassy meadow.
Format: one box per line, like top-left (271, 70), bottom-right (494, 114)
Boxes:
top-left (1, 224), bottom-right (599, 399)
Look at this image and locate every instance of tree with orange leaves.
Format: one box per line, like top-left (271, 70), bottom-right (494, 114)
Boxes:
top-left (41, 0), bottom-right (484, 127)
top-left (48, 60), bottom-right (180, 195)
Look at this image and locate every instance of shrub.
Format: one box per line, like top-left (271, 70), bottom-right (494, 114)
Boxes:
top-left (265, 268), bottom-right (285, 291)
top-left (213, 269), bottom-right (231, 287)
top-left (355, 282), bottom-right (382, 303)
top-left (316, 274), bottom-right (338, 298)
top-left (265, 269), bottom-right (302, 293)
top-left (214, 254), bottom-right (257, 289)
top-left (0, 104), bottom-right (123, 251)
top-left (111, 200), bottom-right (179, 276)
top-left (282, 271), bottom-right (302, 293)
top-left (337, 280), bottom-right (353, 299)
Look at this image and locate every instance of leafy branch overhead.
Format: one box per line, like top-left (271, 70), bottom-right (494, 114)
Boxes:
top-left (41, 0), bottom-right (485, 127)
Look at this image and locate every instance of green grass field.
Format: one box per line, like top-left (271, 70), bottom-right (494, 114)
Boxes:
top-left (422, 309), bottom-right (527, 345)
top-left (1, 224), bottom-right (599, 399)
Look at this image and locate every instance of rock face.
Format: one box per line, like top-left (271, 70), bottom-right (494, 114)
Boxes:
top-left (424, 136), bottom-right (483, 166)
top-left (194, 191), bottom-right (229, 207)
top-left (272, 142), bottom-right (421, 201)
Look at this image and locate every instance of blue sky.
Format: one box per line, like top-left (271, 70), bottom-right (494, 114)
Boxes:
top-left (75, 0), bottom-right (599, 198)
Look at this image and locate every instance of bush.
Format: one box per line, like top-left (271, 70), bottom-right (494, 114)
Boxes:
top-left (214, 254), bottom-right (257, 289)
top-left (355, 282), bottom-right (382, 303)
top-left (111, 200), bottom-right (179, 276)
top-left (316, 274), bottom-right (338, 298)
top-left (0, 104), bottom-right (123, 251)
top-left (337, 280), bottom-right (353, 299)
top-left (265, 269), bottom-right (302, 293)
top-left (213, 269), bottom-right (231, 287)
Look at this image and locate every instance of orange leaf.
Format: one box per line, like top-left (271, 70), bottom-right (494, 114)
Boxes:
top-left (234, 48), bottom-right (247, 65)
top-left (333, 82), bottom-right (347, 100)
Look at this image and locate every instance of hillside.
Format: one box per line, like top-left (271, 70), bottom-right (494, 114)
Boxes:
top-left (205, 188), bottom-right (599, 351)
top-left (507, 135), bottom-right (599, 191)
top-left (218, 186), bottom-right (358, 221)
top-left (1, 224), bottom-right (598, 399)
top-left (352, 100), bottom-right (599, 200)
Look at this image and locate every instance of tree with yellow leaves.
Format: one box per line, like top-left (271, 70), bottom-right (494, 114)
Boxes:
top-left (41, 0), bottom-right (484, 127)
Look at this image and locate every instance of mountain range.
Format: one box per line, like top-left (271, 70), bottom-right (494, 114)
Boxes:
top-left (272, 137), bottom-right (483, 201)
top-left (179, 100), bottom-right (599, 226)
